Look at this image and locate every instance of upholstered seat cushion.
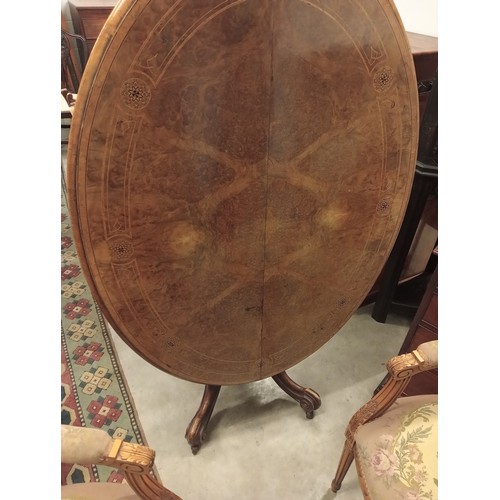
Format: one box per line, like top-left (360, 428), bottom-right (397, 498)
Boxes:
top-left (354, 394), bottom-right (438, 500)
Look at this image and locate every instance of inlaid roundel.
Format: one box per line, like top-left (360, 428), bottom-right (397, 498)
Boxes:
top-left (67, 0), bottom-right (419, 385)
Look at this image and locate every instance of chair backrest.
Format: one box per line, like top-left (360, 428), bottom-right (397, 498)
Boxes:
top-left (61, 28), bottom-right (88, 94)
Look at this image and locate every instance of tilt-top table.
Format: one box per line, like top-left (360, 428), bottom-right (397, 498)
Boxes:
top-left (67, 0), bottom-right (419, 454)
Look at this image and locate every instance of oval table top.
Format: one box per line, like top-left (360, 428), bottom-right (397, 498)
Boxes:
top-left (67, 0), bottom-right (418, 385)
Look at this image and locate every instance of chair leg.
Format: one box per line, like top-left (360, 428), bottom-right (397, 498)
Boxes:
top-left (331, 440), bottom-right (355, 492)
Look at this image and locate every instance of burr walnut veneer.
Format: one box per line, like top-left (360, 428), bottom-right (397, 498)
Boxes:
top-left (67, 0), bottom-right (419, 451)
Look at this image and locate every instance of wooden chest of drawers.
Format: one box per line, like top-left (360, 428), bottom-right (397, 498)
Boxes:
top-left (400, 263), bottom-right (438, 396)
top-left (373, 261), bottom-right (438, 397)
top-left (69, 1), bottom-right (115, 57)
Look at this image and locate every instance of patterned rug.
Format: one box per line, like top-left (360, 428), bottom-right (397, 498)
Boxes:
top-left (61, 186), bottom-right (149, 485)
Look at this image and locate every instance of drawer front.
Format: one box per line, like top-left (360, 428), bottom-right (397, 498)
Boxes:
top-left (413, 52), bottom-right (438, 83)
top-left (404, 369), bottom-right (438, 396)
top-left (422, 291), bottom-right (438, 329)
top-left (407, 324), bottom-right (437, 353)
top-left (78, 8), bottom-right (114, 40)
top-left (404, 323), bottom-right (438, 396)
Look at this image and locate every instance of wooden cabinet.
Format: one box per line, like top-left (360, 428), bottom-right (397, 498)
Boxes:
top-left (399, 263), bottom-right (438, 396)
top-left (368, 34), bottom-right (437, 323)
top-left (406, 32), bottom-right (438, 120)
top-left (373, 262), bottom-right (438, 397)
top-left (69, 1), bottom-right (115, 58)
top-left (404, 32), bottom-right (438, 284)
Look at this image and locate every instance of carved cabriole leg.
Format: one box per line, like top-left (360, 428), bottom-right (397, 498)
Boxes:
top-left (185, 384), bottom-right (221, 454)
top-left (272, 371), bottom-right (321, 419)
top-left (100, 440), bottom-right (181, 499)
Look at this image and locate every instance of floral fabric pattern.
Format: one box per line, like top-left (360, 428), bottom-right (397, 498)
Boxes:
top-left (355, 395), bottom-right (438, 500)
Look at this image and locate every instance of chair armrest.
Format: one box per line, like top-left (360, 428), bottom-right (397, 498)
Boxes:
top-left (61, 425), bottom-right (113, 465)
top-left (61, 424), bottom-right (155, 471)
top-left (387, 340), bottom-right (438, 380)
top-left (417, 340), bottom-right (438, 367)
top-left (61, 425), bottom-right (182, 499)
top-left (343, 340), bottom-right (438, 445)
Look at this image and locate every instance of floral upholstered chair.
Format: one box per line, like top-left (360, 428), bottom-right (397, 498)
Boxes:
top-left (331, 340), bottom-right (438, 499)
top-left (61, 425), bottom-right (181, 499)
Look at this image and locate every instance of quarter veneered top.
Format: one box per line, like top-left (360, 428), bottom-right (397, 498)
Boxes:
top-left (67, 0), bottom-right (418, 385)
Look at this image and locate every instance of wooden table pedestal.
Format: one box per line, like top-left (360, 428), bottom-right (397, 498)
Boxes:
top-left (185, 372), bottom-right (321, 454)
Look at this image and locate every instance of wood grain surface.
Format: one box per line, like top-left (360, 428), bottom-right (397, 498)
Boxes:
top-left (67, 0), bottom-right (419, 385)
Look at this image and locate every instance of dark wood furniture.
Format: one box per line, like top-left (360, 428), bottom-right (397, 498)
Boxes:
top-left (67, 0), bottom-right (419, 453)
top-left (371, 68), bottom-right (437, 323)
top-left (61, 26), bottom-right (86, 94)
top-left (374, 258), bottom-right (438, 397)
top-left (398, 262), bottom-right (438, 396)
top-left (407, 32), bottom-right (438, 119)
top-left (61, 25), bottom-right (89, 145)
top-left (69, 1), bottom-right (115, 60)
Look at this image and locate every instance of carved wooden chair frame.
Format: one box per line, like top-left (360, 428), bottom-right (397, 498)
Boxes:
top-left (331, 340), bottom-right (438, 493)
top-left (61, 425), bottom-right (181, 499)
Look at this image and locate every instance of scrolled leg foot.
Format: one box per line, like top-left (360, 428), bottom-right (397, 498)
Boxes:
top-left (272, 371), bottom-right (321, 418)
top-left (185, 385), bottom-right (221, 454)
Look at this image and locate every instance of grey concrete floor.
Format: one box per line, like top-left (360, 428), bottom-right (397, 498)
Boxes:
top-left (108, 305), bottom-right (411, 500)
